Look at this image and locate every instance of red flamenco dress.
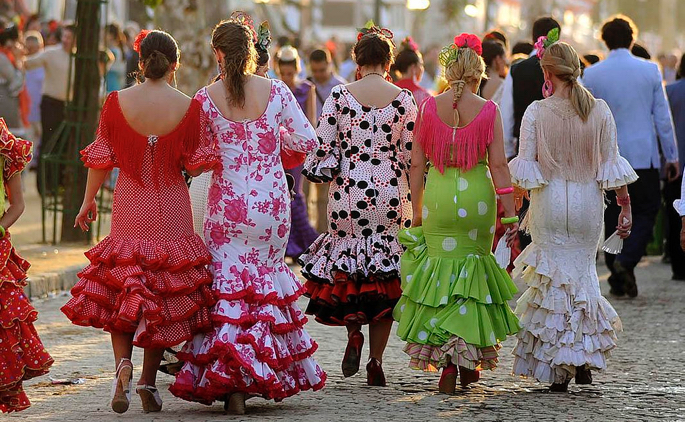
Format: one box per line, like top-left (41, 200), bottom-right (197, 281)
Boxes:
top-left (0, 119), bottom-right (53, 413)
top-left (61, 92), bottom-right (218, 348)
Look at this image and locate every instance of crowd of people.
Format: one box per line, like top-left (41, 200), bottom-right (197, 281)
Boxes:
top-left (1, 8), bottom-right (685, 418)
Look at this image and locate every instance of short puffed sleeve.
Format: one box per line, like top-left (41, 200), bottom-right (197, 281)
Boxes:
top-left (182, 93), bottom-right (220, 172)
top-left (80, 93), bottom-right (118, 170)
top-left (0, 118), bottom-right (32, 180)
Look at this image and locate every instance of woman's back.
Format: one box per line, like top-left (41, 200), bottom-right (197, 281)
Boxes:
top-left (204, 75), bottom-right (272, 122)
top-left (117, 83), bottom-right (191, 136)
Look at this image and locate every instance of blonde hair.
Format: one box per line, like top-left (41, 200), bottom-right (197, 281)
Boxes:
top-left (540, 42), bottom-right (595, 121)
top-left (443, 48), bottom-right (486, 127)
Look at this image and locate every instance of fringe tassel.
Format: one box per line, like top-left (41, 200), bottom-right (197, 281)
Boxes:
top-left (417, 98), bottom-right (496, 174)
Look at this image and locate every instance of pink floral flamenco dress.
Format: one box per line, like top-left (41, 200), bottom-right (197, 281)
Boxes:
top-left (61, 92), bottom-right (218, 348)
top-left (170, 80), bottom-right (326, 404)
top-left (0, 119), bottom-right (53, 413)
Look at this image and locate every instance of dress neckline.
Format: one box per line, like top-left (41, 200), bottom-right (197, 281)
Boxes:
top-left (112, 91), bottom-right (195, 139)
top-left (341, 85), bottom-right (406, 110)
top-left (203, 80), bottom-right (274, 124)
top-left (430, 96), bottom-right (492, 130)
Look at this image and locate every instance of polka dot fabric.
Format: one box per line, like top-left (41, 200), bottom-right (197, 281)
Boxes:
top-left (300, 86), bottom-right (417, 325)
top-left (61, 95), bottom-right (219, 349)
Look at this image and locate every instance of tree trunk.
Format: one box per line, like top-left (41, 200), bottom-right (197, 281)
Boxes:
top-left (60, 0), bottom-right (102, 242)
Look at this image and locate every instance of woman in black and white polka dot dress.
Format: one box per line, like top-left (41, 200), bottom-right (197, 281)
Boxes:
top-left (300, 25), bottom-right (417, 387)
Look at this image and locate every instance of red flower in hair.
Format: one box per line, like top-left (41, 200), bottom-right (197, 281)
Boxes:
top-left (133, 30), bottom-right (151, 54)
top-left (454, 33), bottom-right (482, 56)
top-left (48, 20), bottom-right (58, 33)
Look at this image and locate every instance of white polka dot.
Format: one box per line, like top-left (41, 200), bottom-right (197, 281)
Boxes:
top-left (485, 294), bottom-right (492, 304)
top-left (400, 304), bottom-right (406, 312)
top-left (450, 274), bottom-right (457, 284)
top-left (458, 208), bottom-right (468, 218)
top-left (490, 332), bottom-right (497, 344)
top-left (460, 269), bottom-right (468, 278)
top-left (486, 169), bottom-right (492, 179)
top-left (418, 331), bottom-right (428, 341)
top-left (459, 305), bottom-right (467, 315)
top-left (442, 237), bottom-right (457, 251)
top-left (459, 178), bottom-right (469, 191)
top-left (429, 318), bottom-right (438, 327)
top-left (469, 229), bottom-right (478, 241)
top-left (422, 205), bottom-right (429, 219)
top-left (490, 225), bottom-right (496, 234)
top-left (436, 280), bottom-right (441, 287)
top-left (478, 202), bottom-right (488, 215)
top-left (453, 195), bottom-right (458, 203)
top-left (406, 274), bottom-right (413, 283)
top-left (485, 274), bottom-right (489, 280)
top-left (440, 296), bottom-right (449, 305)
top-left (423, 258), bottom-right (431, 271)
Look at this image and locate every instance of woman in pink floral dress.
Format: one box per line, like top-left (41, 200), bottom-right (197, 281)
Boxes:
top-left (169, 17), bottom-right (326, 415)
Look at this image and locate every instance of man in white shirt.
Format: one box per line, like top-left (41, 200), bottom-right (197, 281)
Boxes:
top-left (583, 15), bottom-right (680, 298)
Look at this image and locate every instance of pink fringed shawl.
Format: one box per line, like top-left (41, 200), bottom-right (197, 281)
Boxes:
top-left (416, 97), bottom-right (496, 173)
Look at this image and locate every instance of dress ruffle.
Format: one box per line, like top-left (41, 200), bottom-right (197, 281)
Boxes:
top-left (0, 119), bottom-right (33, 180)
top-left (301, 147), bottom-right (340, 183)
top-left (596, 156), bottom-right (638, 190)
top-left (80, 139), bottom-right (117, 170)
top-left (508, 157), bottom-right (547, 190)
top-left (61, 235), bottom-right (215, 349)
top-left (511, 243), bottom-right (622, 384)
top-left (299, 232), bottom-right (403, 283)
top-left (393, 227), bottom-right (520, 371)
top-left (0, 234), bottom-right (53, 413)
top-left (169, 261), bottom-right (326, 403)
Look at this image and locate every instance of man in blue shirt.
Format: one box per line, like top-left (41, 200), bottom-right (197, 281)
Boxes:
top-left (583, 15), bottom-right (679, 298)
top-left (665, 55), bottom-right (685, 281)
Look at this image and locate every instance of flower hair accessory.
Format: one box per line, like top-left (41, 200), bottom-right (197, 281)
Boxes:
top-left (229, 11), bottom-right (257, 43)
top-left (133, 30), bottom-right (151, 54)
top-left (401, 36), bottom-right (419, 52)
top-left (255, 21), bottom-right (271, 53)
top-left (438, 33), bottom-right (482, 67)
top-left (535, 27), bottom-right (560, 59)
top-left (356, 20), bottom-right (395, 47)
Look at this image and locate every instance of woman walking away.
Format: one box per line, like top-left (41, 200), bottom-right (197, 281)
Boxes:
top-left (393, 33), bottom-right (520, 393)
top-left (0, 120), bottom-right (53, 413)
top-left (169, 15), bottom-right (326, 415)
top-left (61, 30), bottom-right (218, 414)
top-left (300, 23), bottom-right (417, 387)
top-left (510, 40), bottom-right (636, 392)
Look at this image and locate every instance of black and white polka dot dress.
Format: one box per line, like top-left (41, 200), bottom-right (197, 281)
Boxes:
top-left (299, 85), bottom-right (417, 325)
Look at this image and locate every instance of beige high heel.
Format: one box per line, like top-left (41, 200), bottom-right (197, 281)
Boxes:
top-left (111, 358), bottom-right (133, 414)
top-left (136, 385), bottom-right (163, 413)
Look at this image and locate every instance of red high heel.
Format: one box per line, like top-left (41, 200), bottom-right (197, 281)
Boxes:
top-left (438, 364), bottom-right (458, 394)
top-left (342, 330), bottom-right (364, 377)
top-left (459, 366), bottom-right (480, 387)
top-left (366, 358), bottom-right (386, 387)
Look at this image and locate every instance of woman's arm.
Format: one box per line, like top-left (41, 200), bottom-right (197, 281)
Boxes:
top-left (306, 87), bottom-right (317, 126)
top-left (74, 168), bottom-right (108, 231)
top-left (409, 140), bottom-right (427, 227)
top-left (488, 108), bottom-right (518, 244)
top-left (0, 174), bottom-right (25, 231)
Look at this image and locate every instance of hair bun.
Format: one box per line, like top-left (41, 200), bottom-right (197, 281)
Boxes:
top-left (143, 49), bottom-right (171, 80)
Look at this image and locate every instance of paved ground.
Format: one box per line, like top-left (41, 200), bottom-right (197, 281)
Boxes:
top-left (9, 256), bottom-right (684, 422)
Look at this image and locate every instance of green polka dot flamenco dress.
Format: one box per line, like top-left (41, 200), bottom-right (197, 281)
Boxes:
top-left (393, 98), bottom-right (520, 386)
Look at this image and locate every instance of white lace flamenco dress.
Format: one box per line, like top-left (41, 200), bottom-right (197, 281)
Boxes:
top-left (508, 98), bottom-right (638, 384)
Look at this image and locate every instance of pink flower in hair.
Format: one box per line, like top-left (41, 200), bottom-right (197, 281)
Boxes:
top-left (535, 35), bottom-right (546, 58)
top-left (454, 33), bottom-right (482, 56)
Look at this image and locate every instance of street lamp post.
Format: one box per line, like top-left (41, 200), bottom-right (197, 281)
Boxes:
top-left (375, 0), bottom-right (382, 26)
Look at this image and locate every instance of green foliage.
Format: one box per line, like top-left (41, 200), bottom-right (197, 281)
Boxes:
top-left (142, 0), bottom-right (163, 8)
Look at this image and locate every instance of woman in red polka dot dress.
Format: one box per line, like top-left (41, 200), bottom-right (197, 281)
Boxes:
top-left (299, 25), bottom-right (417, 387)
top-left (60, 31), bottom-right (218, 414)
top-left (0, 119), bottom-right (53, 413)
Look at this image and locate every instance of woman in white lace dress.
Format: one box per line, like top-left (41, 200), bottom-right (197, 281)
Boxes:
top-left (509, 42), bottom-right (637, 392)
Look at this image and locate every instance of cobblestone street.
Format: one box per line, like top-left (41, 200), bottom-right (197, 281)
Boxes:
top-left (12, 255), bottom-right (685, 422)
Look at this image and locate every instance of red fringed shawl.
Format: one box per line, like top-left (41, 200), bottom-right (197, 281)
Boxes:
top-left (416, 97), bottom-right (496, 173)
top-left (98, 92), bottom-right (206, 185)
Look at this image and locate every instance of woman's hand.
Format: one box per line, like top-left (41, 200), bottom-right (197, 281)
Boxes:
top-left (504, 222), bottom-right (519, 248)
top-left (74, 199), bottom-right (97, 231)
top-left (617, 206), bottom-right (632, 239)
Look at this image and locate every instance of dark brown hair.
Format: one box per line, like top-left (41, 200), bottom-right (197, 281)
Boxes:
top-left (212, 20), bottom-right (257, 108)
top-left (481, 40), bottom-right (505, 68)
top-left (394, 48), bottom-right (422, 75)
top-left (601, 15), bottom-right (637, 50)
top-left (353, 33), bottom-right (394, 69)
top-left (138, 30), bottom-right (179, 80)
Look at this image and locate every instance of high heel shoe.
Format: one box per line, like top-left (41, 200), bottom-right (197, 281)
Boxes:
top-left (549, 379), bottom-right (571, 392)
top-left (136, 385), bottom-right (163, 413)
top-left (575, 366), bottom-right (593, 385)
top-left (111, 358), bottom-right (133, 414)
top-left (342, 330), bottom-right (364, 377)
top-left (458, 366), bottom-right (480, 388)
top-left (366, 358), bottom-right (386, 387)
top-left (438, 364), bottom-right (458, 394)
top-left (224, 392), bottom-right (246, 415)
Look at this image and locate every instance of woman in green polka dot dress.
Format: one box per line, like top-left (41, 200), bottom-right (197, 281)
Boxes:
top-left (393, 34), bottom-right (520, 393)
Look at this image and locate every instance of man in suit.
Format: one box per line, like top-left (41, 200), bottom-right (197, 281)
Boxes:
top-left (583, 15), bottom-right (680, 298)
top-left (499, 16), bottom-right (561, 250)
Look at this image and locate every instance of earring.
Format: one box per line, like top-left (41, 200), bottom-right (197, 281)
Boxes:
top-left (542, 79), bottom-right (554, 98)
